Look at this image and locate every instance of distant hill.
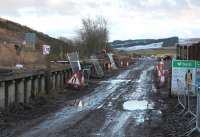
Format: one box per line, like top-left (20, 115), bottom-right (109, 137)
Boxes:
top-left (110, 37), bottom-right (179, 51)
top-left (0, 18), bottom-right (71, 59)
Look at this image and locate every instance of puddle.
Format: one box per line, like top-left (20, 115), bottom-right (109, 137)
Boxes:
top-left (100, 79), bottom-right (132, 84)
top-left (122, 66), bottom-right (155, 126)
top-left (123, 100), bottom-right (153, 111)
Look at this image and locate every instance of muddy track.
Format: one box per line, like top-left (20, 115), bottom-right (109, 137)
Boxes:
top-left (2, 59), bottom-right (165, 137)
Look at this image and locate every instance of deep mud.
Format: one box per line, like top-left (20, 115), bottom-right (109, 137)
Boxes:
top-left (0, 59), bottom-right (199, 137)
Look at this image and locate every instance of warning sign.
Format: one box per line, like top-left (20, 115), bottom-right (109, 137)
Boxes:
top-left (42, 45), bottom-right (50, 55)
top-left (67, 71), bottom-right (85, 89)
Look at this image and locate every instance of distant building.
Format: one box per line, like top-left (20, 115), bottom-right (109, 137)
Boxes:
top-left (25, 33), bottom-right (37, 49)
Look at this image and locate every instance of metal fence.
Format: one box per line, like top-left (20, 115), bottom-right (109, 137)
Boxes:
top-left (176, 79), bottom-right (187, 114)
top-left (90, 55), bottom-right (104, 77)
top-left (176, 79), bottom-right (200, 136)
top-left (67, 52), bottom-right (81, 73)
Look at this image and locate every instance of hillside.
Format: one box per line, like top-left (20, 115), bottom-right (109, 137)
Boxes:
top-left (0, 18), bottom-right (71, 59)
top-left (110, 37), bottom-right (179, 51)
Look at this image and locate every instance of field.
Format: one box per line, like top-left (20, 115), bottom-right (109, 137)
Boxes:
top-left (130, 47), bottom-right (176, 57)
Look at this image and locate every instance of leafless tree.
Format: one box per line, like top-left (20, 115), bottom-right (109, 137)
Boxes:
top-left (78, 16), bottom-right (109, 56)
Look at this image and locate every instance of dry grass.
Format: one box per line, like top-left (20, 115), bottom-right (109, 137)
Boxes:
top-left (0, 44), bottom-right (45, 67)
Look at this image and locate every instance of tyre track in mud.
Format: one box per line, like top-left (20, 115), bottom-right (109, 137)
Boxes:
top-left (7, 59), bottom-right (157, 137)
top-left (92, 62), bottom-right (156, 137)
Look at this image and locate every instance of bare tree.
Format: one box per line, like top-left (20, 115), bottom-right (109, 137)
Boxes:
top-left (78, 16), bottom-right (109, 56)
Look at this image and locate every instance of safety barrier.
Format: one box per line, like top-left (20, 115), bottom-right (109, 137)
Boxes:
top-left (186, 87), bottom-right (200, 135)
top-left (175, 79), bottom-right (200, 136)
top-left (0, 67), bottom-right (76, 109)
top-left (175, 79), bottom-right (187, 114)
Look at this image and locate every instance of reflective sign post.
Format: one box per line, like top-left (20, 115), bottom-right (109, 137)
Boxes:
top-left (43, 45), bottom-right (51, 94)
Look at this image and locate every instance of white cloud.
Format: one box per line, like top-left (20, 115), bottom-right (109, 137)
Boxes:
top-left (1, 0), bottom-right (200, 41)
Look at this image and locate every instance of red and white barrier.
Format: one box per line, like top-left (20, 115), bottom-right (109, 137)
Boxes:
top-left (156, 59), bottom-right (165, 86)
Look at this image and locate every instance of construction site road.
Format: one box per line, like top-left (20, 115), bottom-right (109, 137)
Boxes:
top-left (3, 59), bottom-right (166, 137)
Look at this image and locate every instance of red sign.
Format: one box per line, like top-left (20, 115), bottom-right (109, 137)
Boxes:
top-left (67, 71), bottom-right (85, 89)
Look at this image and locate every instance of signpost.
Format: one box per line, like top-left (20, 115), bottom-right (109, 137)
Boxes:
top-left (66, 52), bottom-right (85, 89)
top-left (43, 45), bottom-right (51, 94)
top-left (43, 45), bottom-right (50, 55)
top-left (172, 60), bottom-right (200, 136)
top-left (171, 60), bottom-right (196, 95)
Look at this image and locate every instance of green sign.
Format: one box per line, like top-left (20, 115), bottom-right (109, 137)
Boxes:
top-left (196, 61), bottom-right (200, 68)
top-left (172, 60), bottom-right (197, 95)
top-left (173, 60), bottom-right (196, 68)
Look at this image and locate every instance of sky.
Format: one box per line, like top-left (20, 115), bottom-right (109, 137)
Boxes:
top-left (1, 0), bottom-right (200, 41)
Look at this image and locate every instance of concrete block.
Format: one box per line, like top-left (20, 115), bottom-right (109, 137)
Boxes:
top-left (60, 72), bottom-right (64, 88)
top-left (52, 73), bottom-right (56, 90)
top-left (41, 76), bottom-right (46, 95)
top-left (17, 79), bottom-right (25, 103)
top-left (55, 73), bottom-right (59, 90)
top-left (0, 82), bottom-right (5, 108)
top-left (8, 80), bottom-right (15, 106)
top-left (55, 73), bottom-right (58, 90)
top-left (33, 78), bottom-right (39, 96)
top-left (26, 79), bottom-right (32, 103)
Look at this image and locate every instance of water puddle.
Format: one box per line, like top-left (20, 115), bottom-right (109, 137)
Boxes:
top-left (123, 100), bottom-right (153, 111)
top-left (122, 66), bottom-right (155, 125)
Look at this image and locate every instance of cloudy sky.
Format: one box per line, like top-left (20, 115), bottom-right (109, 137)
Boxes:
top-left (1, 0), bottom-right (200, 41)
